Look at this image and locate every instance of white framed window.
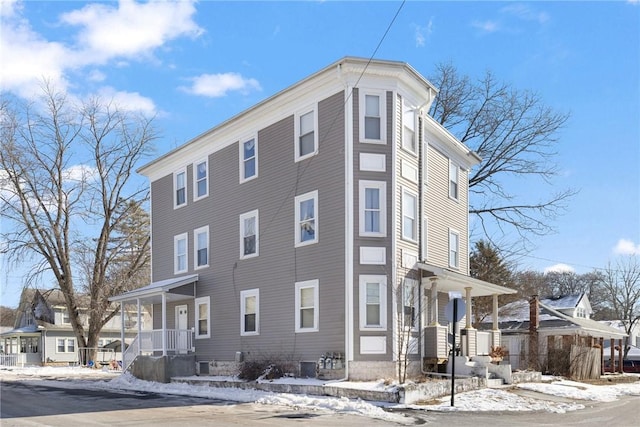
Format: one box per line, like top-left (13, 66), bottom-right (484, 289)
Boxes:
top-left (193, 159), bottom-right (208, 201)
top-left (295, 190), bottom-right (318, 247)
top-left (359, 180), bottom-right (386, 237)
top-left (61, 309), bottom-right (70, 324)
top-left (56, 338), bottom-right (75, 353)
top-left (294, 107), bottom-right (318, 161)
top-left (403, 278), bottom-right (418, 331)
top-left (449, 229), bottom-right (460, 269)
top-left (195, 296), bottom-right (210, 339)
top-left (193, 226), bottom-right (209, 269)
top-left (402, 107), bottom-right (416, 154)
top-left (240, 289), bottom-right (259, 335)
top-left (295, 279), bottom-right (319, 333)
top-left (240, 210), bottom-right (259, 259)
top-left (359, 275), bottom-right (387, 331)
top-left (240, 137), bottom-right (258, 182)
top-left (449, 160), bottom-right (459, 201)
top-left (174, 168), bottom-right (187, 208)
top-left (402, 189), bottom-right (418, 242)
top-left (359, 90), bottom-right (386, 143)
top-left (174, 233), bottom-right (188, 274)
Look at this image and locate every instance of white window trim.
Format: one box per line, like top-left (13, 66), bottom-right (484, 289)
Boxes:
top-left (359, 89), bottom-right (386, 144)
top-left (193, 158), bottom-right (208, 202)
top-left (295, 279), bottom-right (319, 333)
top-left (56, 338), bottom-right (75, 353)
top-left (193, 226), bottom-right (209, 270)
top-left (239, 210), bottom-right (259, 259)
top-left (173, 168), bottom-right (187, 209)
top-left (402, 104), bottom-right (417, 155)
top-left (401, 188), bottom-right (418, 243)
top-left (195, 296), bottom-right (211, 339)
top-left (359, 275), bottom-right (387, 331)
top-left (449, 159), bottom-right (459, 202)
top-left (294, 190), bottom-right (318, 247)
top-left (359, 180), bottom-right (386, 237)
top-left (294, 106), bottom-right (318, 162)
top-left (239, 135), bottom-right (258, 183)
top-left (240, 289), bottom-right (260, 336)
top-left (174, 232), bottom-right (188, 274)
top-left (449, 228), bottom-right (460, 269)
top-left (421, 216), bottom-right (428, 261)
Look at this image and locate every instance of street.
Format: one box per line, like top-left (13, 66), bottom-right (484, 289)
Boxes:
top-left (1, 377), bottom-right (639, 426)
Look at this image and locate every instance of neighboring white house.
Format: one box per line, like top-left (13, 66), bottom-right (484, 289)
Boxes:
top-left (0, 288), bottom-right (149, 367)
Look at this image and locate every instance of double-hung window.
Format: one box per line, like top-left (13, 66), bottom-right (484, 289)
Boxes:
top-left (240, 137), bottom-right (257, 182)
top-left (195, 296), bottom-right (210, 339)
top-left (403, 108), bottom-right (416, 154)
top-left (174, 233), bottom-right (188, 274)
top-left (359, 275), bottom-right (387, 330)
top-left (359, 181), bottom-right (386, 237)
top-left (240, 289), bottom-right (259, 335)
top-left (449, 160), bottom-right (459, 201)
top-left (295, 108), bottom-right (317, 161)
top-left (402, 189), bottom-right (418, 242)
top-left (295, 190), bottom-right (318, 247)
top-left (360, 90), bottom-right (386, 143)
top-left (449, 229), bottom-right (460, 269)
top-left (194, 226), bottom-right (209, 269)
top-left (239, 210), bottom-right (259, 259)
top-left (57, 338), bottom-right (75, 353)
top-left (174, 169), bottom-right (187, 208)
top-left (193, 159), bottom-right (208, 201)
top-left (295, 280), bottom-right (318, 332)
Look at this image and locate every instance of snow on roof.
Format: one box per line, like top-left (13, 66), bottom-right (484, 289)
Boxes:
top-left (540, 294), bottom-right (582, 309)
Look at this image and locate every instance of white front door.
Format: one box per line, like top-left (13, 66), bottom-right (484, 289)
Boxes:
top-left (176, 305), bottom-right (188, 353)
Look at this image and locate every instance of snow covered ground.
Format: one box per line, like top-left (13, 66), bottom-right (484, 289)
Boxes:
top-left (1, 366), bottom-right (639, 424)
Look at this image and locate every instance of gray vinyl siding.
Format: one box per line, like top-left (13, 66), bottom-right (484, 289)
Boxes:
top-left (424, 145), bottom-right (469, 273)
top-left (352, 89), bottom-right (394, 361)
top-left (150, 91), bottom-right (346, 363)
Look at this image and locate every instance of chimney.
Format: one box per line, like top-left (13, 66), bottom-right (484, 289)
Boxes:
top-left (529, 294), bottom-right (539, 332)
top-left (528, 294), bottom-right (539, 370)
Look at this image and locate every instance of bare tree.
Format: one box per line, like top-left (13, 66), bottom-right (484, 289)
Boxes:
top-left (429, 63), bottom-right (576, 248)
top-left (0, 83), bottom-right (155, 363)
top-left (600, 256), bottom-right (640, 354)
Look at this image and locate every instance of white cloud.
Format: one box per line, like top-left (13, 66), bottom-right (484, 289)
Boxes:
top-left (414, 19), bottom-right (434, 47)
top-left (472, 20), bottom-right (499, 33)
top-left (613, 238), bottom-right (640, 256)
top-left (501, 4), bottom-right (549, 25)
top-left (62, 164), bottom-right (98, 183)
top-left (59, 0), bottom-right (203, 64)
top-left (544, 263), bottom-right (575, 274)
top-left (96, 87), bottom-right (157, 116)
top-left (0, 0), bottom-right (202, 108)
top-left (181, 73), bottom-right (262, 98)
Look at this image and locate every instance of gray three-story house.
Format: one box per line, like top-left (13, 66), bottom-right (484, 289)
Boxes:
top-left (111, 57), bottom-right (515, 382)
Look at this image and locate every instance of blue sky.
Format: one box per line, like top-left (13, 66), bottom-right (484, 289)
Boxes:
top-left (1, 0), bottom-right (639, 307)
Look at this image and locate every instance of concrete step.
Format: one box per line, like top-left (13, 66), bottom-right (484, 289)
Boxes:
top-left (486, 378), bottom-right (504, 388)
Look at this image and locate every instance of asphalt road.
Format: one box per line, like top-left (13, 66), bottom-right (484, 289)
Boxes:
top-left (2, 378), bottom-right (639, 426)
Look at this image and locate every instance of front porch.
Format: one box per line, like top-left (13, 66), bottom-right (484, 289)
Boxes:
top-left (109, 274), bottom-right (199, 371)
top-left (418, 263), bottom-right (516, 369)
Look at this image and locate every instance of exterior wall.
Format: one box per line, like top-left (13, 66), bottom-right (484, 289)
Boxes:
top-left (150, 91), bottom-right (346, 365)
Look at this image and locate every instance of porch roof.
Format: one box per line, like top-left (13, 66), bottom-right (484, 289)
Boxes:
top-left (109, 274), bottom-right (198, 304)
top-left (418, 262), bottom-right (517, 297)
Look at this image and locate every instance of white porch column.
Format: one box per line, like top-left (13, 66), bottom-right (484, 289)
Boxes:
top-left (120, 302), bottom-right (125, 353)
top-left (162, 293), bottom-right (167, 356)
top-left (465, 287), bottom-right (472, 329)
top-left (492, 294), bottom-right (499, 331)
top-left (430, 278), bottom-right (439, 325)
top-left (136, 298), bottom-right (142, 353)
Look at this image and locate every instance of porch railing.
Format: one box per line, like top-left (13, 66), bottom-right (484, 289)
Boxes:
top-left (0, 353), bottom-right (19, 367)
top-left (122, 329), bottom-right (194, 371)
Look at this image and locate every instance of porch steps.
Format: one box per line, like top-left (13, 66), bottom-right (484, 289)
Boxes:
top-left (486, 377), bottom-right (505, 388)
